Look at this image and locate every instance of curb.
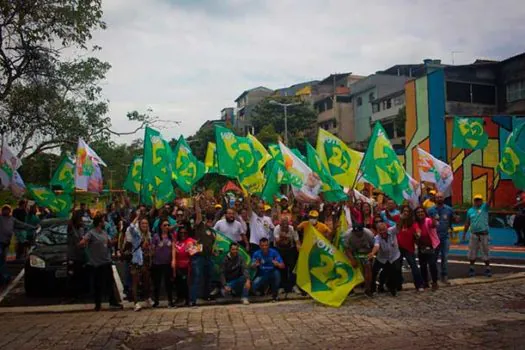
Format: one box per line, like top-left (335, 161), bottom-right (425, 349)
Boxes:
top-left (1, 272), bottom-right (524, 315)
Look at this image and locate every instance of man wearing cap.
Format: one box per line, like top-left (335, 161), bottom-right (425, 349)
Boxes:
top-left (297, 210), bottom-right (332, 241)
top-left (0, 205), bottom-right (38, 285)
top-left (423, 190), bottom-right (437, 210)
top-left (428, 192), bottom-right (457, 284)
top-left (246, 195), bottom-right (274, 252)
top-left (463, 193), bottom-right (492, 277)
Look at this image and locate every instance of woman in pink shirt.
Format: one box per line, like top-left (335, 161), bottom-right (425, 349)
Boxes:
top-left (414, 207), bottom-right (440, 290)
top-left (397, 206), bottom-right (424, 291)
top-left (173, 223), bottom-right (196, 306)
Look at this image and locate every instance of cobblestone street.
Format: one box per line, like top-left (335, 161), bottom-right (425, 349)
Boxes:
top-left (0, 277), bottom-right (524, 350)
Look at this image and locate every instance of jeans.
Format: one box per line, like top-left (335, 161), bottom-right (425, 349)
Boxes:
top-left (190, 255), bottom-right (212, 303)
top-left (0, 242), bottom-right (9, 285)
top-left (252, 270), bottom-right (281, 298)
top-left (399, 248), bottom-right (423, 289)
top-left (175, 267), bottom-right (189, 303)
top-left (371, 258), bottom-right (401, 294)
top-left (92, 263), bottom-right (118, 308)
top-left (151, 264), bottom-right (173, 304)
top-left (131, 264), bottom-right (151, 303)
top-left (419, 249), bottom-right (438, 285)
top-left (277, 246), bottom-right (298, 293)
top-left (226, 276), bottom-right (249, 298)
top-left (438, 237), bottom-right (449, 277)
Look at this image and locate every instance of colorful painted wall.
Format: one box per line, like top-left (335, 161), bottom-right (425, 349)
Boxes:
top-left (404, 68), bottom-right (524, 207)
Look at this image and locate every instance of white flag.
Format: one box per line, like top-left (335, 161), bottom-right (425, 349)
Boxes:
top-left (417, 147), bottom-right (453, 194)
top-left (279, 142), bottom-right (322, 203)
top-left (0, 143), bottom-right (22, 189)
top-left (402, 175), bottom-right (421, 209)
top-left (75, 138), bottom-right (106, 192)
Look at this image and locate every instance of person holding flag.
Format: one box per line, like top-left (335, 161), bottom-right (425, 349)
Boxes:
top-left (297, 210), bottom-right (332, 241)
top-left (463, 191), bottom-right (494, 278)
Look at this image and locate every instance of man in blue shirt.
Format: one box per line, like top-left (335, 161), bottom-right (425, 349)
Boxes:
top-left (251, 238), bottom-right (285, 302)
top-left (427, 192), bottom-right (456, 284)
top-left (464, 194), bottom-right (491, 277)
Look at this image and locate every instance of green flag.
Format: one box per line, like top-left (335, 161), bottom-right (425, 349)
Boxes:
top-left (360, 122), bottom-right (409, 204)
top-left (50, 156), bottom-right (75, 193)
top-left (498, 123), bottom-right (525, 190)
top-left (27, 185), bottom-right (72, 217)
top-left (452, 117), bottom-right (488, 150)
top-left (306, 143), bottom-right (348, 203)
top-left (204, 142), bottom-right (218, 173)
top-left (261, 160), bottom-right (292, 204)
top-left (141, 127), bottom-right (175, 208)
top-left (215, 126), bottom-right (258, 179)
top-left (172, 136), bottom-right (206, 193)
top-left (210, 228), bottom-right (254, 281)
top-left (124, 156), bottom-right (143, 194)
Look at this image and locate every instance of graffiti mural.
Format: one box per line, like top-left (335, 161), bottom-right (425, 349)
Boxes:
top-left (404, 69), bottom-right (525, 208)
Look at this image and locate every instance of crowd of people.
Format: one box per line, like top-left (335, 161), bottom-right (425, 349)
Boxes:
top-left (1, 187), bottom-right (524, 311)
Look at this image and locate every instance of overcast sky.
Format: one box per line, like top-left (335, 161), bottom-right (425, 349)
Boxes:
top-left (92, 0), bottom-right (525, 144)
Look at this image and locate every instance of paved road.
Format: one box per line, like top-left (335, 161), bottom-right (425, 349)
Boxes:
top-left (2, 256), bottom-right (525, 307)
top-left (0, 276), bottom-right (524, 349)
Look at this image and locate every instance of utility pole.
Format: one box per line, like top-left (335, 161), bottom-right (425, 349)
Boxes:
top-left (269, 100), bottom-right (301, 145)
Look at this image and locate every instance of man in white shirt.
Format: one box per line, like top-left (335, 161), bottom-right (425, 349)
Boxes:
top-left (247, 196), bottom-right (274, 252)
top-left (213, 209), bottom-right (249, 251)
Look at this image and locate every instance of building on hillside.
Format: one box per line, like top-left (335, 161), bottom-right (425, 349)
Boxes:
top-left (234, 86), bottom-right (273, 135)
top-left (198, 119), bottom-right (224, 130)
top-left (220, 107), bottom-right (235, 125)
top-left (351, 74), bottom-right (411, 143)
top-left (403, 52), bottom-right (525, 207)
top-left (371, 89), bottom-right (406, 148)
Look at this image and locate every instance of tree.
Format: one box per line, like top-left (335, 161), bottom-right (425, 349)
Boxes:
top-left (187, 125), bottom-right (215, 160)
top-left (255, 124), bottom-right (279, 146)
top-left (250, 96), bottom-right (318, 141)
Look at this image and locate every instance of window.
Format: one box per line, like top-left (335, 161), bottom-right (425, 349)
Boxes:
top-left (382, 121), bottom-right (395, 139)
top-left (331, 120), bottom-right (337, 129)
top-left (472, 84), bottom-right (495, 104)
top-left (357, 97), bottom-right (362, 106)
top-left (372, 103), bottom-right (380, 113)
top-left (447, 81), bottom-right (471, 102)
top-left (394, 96), bottom-right (404, 106)
top-left (386, 99), bottom-right (392, 109)
top-left (369, 92), bottom-right (375, 101)
top-left (507, 80), bottom-right (525, 102)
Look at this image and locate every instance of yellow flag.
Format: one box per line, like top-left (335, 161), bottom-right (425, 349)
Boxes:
top-left (297, 223), bottom-right (363, 307)
top-left (316, 128), bottom-right (363, 188)
top-left (248, 134), bottom-right (271, 169)
top-left (204, 142), bottom-right (218, 173)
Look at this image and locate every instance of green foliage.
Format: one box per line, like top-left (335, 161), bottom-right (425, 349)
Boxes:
top-left (187, 126), bottom-right (215, 160)
top-left (396, 105), bottom-right (406, 137)
top-left (250, 97), bottom-right (318, 140)
top-left (255, 124), bottom-right (279, 145)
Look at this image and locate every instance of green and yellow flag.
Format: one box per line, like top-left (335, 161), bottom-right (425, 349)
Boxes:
top-left (204, 142), bottom-right (218, 173)
top-left (333, 210), bottom-right (348, 252)
top-left (141, 127), bottom-right (175, 208)
top-left (247, 134), bottom-right (271, 169)
top-left (306, 143), bottom-right (348, 203)
top-left (360, 123), bottom-right (410, 204)
top-left (123, 156), bottom-right (143, 194)
top-left (210, 228), bottom-right (254, 281)
top-left (297, 223), bottom-right (363, 307)
top-left (27, 185), bottom-right (72, 217)
top-left (498, 123), bottom-right (525, 190)
top-left (316, 128), bottom-right (363, 188)
top-left (50, 156), bottom-right (75, 193)
top-left (173, 136), bottom-right (205, 193)
top-left (261, 161), bottom-right (291, 204)
top-left (215, 126), bottom-right (259, 179)
top-left (453, 117), bottom-right (488, 150)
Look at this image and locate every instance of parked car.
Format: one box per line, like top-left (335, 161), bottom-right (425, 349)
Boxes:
top-left (24, 218), bottom-right (89, 296)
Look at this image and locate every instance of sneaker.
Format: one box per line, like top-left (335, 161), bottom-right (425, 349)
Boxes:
top-left (468, 267), bottom-right (475, 277)
top-left (441, 276), bottom-right (450, 285)
top-left (278, 288), bottom-right (285, 295)
top-left (241, 298), bottom-right (250, 305)
top-left (431, 282), bottom-right (439, 291)
top-left (189, 302), bottom-right (197, 307)
top-left (152, 301), bottom-right (159, 308)
top-left (209, 287), bottom-right (220, 297)
top-left (418, 288), bottom-right (425, 292)
top-left (292, 285), bottom-right (302, 294)
top-left (146, 298), bottom-right (153, 308)
top-left (134, 303), bottom-right (142, 312)
top-left (484, 268), bottom-right (492, 277)
top-left (109, 303), bottom-right (123, 310)
top-left (272, 297), bottom-right (279, 303)
top-left (168, 302), bottom-right (176, 308)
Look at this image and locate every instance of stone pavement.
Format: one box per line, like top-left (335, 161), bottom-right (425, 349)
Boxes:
top-left (0, 277), bottom-right (524, 350)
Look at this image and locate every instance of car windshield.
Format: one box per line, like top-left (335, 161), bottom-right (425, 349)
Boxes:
top-left (35, 224), bottom-right (68, 245)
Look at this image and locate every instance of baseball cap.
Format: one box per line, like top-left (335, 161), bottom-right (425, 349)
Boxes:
top-left (473, 194), bottom-right (484, 201)
top-left (429, 190), bottom-right (437, 195)
top-left (308, 210), bottom-right (319, 218)
top-left (264, 204), bottom-right (272, 211)
top-left (214, 204), bottom-right (222, 209)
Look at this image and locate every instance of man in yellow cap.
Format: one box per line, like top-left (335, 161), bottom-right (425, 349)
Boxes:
top-left (297, 210), bottom-right (332, 241)
top-left (423, 190), bottom-right (437, 209)
top-left (463, 193), bottom-right (492, 277)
